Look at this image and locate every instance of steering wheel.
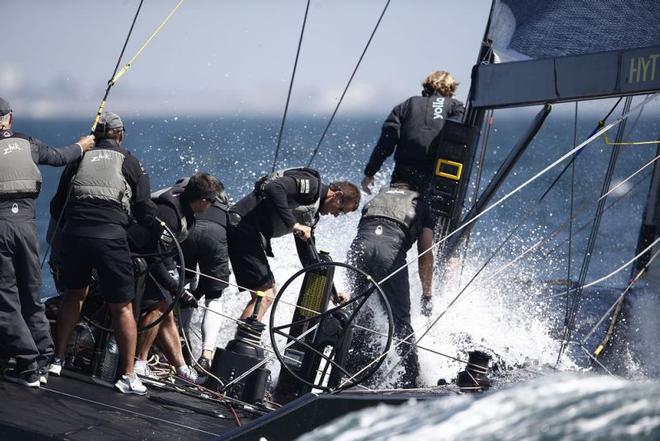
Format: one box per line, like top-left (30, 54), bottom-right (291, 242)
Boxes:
top-left (269, 261), bottom-right (394, 392)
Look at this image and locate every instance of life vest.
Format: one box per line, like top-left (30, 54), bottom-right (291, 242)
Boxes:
top-left (152, 180), bottom-right (189, 243)
top-left (362, 187), bottom-right (420, 231)
top-left (71, 149), bottom-right (131, 213)
top-left (258, 168), bottom-right (322, 237)
top-left (0, 137), bottom-right (42, 198)
top-left (230, 167), bottom-right (322, 237)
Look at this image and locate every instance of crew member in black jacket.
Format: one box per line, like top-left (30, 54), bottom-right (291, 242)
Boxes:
top-left (362, 71), bottom-right (465, 195)
top-left (134, 173), bottom-right (221, 384)
top-left (179, 189), bottom-right (232, 374)
top-left (0, 97), bottom-right (94, 388)
top-left (228, 167), bottom-right (360, 321)
top-left (50, 112), bottom-right (156, 395)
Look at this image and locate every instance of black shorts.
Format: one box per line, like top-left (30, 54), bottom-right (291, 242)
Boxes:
top-left (227, 221), bottom-right (274, 291)
top-left (140, 272), bottom-right (172, 312)
top-left (60, 233), bottom-right (135, 304)
top-left (182, 220), bottom-right (230, 300)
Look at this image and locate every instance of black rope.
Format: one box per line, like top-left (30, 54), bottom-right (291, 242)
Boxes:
top-left (556, 96), bottom-right (632, 366)
top-left (455, 109), bottom-right (494, 287)
top-left (543, 169), bottom-right (650, 260)
top-left (272, 0), bottom-right (311, 173)
top-left (306, 0), bottom-right (392, 167)
top-left (563, 102), bottom-right (578, 325)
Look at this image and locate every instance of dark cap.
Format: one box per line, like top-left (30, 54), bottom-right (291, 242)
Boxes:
top-left (0, 97), bottom-right (11, 116)
top-left (99, 111), bottom-right (123, 129)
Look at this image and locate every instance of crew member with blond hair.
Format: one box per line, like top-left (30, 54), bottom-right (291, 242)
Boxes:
top-left (361, 71), bottom-right (465, 195)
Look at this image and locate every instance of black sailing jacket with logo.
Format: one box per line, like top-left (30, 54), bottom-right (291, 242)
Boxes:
top-left (364, 93), bottom-right (465, 177)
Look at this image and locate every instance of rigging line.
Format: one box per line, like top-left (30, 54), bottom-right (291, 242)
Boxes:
top-left (40, 386), bottom-right (222, 437)
top-left (601, 99), bottom-right (658, 146)
top-left (456, 109), bottom-right (495, 288)
top-left (564, 102), bottom-right (578, 321)
top-left (579, 345), bottom-right (615, 377)
top-left (306, 0), bottom-right (392, 167)
top-left (542, 163), bottom-right (656, 260)
top-left (582, 247), bottom-right (660, 348)
top-left (474, 164), bottom-right (650, 303)
top-left (557, 96), bottom-right (633, 365)
top-left (376, 93), bottom-right (659, 289)
top-left (272, 0), bottom-right (311, 173)
top-left (93, 0), bottom-right (187, 131)
top-left (565, 235), bottom-right (660, 294)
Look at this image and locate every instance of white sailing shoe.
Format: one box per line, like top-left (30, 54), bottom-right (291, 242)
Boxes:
top-left (134, 360), bottom-right (156, 379)
top-left (175, 365), bottom-right (207, 385)
top-left (114, 374), bottom-right (147, 395)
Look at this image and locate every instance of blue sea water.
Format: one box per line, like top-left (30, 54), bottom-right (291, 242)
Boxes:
top-left (16, 105), bottom-right (660, 439)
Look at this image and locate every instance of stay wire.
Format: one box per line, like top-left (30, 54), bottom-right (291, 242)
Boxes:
top-left (582, 247), bottom-right (660, 350)
top-left (306, 0), bottom-right (392, 167)
top-left (455, 109), bottom-right (495, 289)
top-left (556, 96), bottom-right (632, 366)
top-left (563, 102), bottom-right (578, 328)
top-left (272, 0), bottom-right (311, 173)
top-left (542, 157), bottom-right (658, 261)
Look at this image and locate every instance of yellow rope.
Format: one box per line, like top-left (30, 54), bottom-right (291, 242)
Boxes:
top-left (600, 120), bottom-right (660, 145)
top-left (91, 0), bottom-right (188, 133)
top-left (111, 0), bottom-right (188, 85)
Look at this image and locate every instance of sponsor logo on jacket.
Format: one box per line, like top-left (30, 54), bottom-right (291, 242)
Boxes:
top-left (90, 151), bottom-right (112, 162)
top-left (432, 97), bottom-right (445, 120)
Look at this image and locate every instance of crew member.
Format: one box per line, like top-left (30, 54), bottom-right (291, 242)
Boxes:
top-left (362, 71), bottom-right (465, 195)
top-left (133, 173), bottom-right (221, 384)
top-left (180, 187), bottom-right (232, 374)
top-left (228, 167), bottom-right (360, 320)
top-left (0, 97), bottom-right (94, 388)
top-left (50, 112), bottom-right (156, 395)
top-left (347, 182), bottom-right (434, 388)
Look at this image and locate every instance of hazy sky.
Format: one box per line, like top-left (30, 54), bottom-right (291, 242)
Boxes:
top-left (3, 0), bottom-right (491, 119)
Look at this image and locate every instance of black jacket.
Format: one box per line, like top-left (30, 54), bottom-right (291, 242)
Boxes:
top-left (236, 168), bottom-right (326, 240)
top-left (364, 93), bottom-right (465, 177)
top-left (147, 186), bottom-right (196, 294)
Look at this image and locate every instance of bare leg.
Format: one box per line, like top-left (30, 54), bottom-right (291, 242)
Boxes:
top-left (240, 285), bottom-right (275, 321)
top-left (154, 312), bottom-right (186, 368)
top-left (54, 287), bottom-right (88, 358)
top-left (136, 305), bottom-right (164, 360)
top-left (108, 302), bottom-right (138, 375)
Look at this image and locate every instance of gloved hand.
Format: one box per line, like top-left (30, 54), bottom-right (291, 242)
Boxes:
top-left (421, 295), bottom-right (433, 317)
top-left (180, 289), bottom-right (199, 308)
